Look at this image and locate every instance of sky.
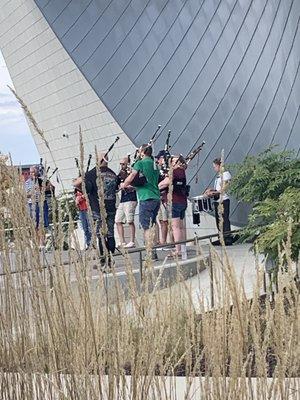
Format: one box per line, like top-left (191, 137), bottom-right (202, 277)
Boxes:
top-left (0, 51), bottom-right (39, 165)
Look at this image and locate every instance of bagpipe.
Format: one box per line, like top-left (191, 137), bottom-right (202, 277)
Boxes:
top-left (159, 140), bottom-right (206, 197)
top-left (118, 154), bottom-right (132, 182)
top-left (174, 141), bottom-right (206, 168)
top-left (132, 125), bottom-right (161, 164)
top-left (74, 136), bottom-right (120, 192)
top-left (101, 136), bottom-right (120, 165)
top-left (175, 141), bottom-right (206, 196)
top-left (74, 156), bottom-right (90, 194)
top-left (117, 154), bottom-right (138, 196)
top-left (74, 153), bottom-right (92, 177)
top-left (161, 130), bottom-right (171, 175)
top-left (118, 154), bottom-right (131, 182)
top-left (74, 135), bottom-right (120, 175)
top-left (131, 125), bottom-right (161, 187)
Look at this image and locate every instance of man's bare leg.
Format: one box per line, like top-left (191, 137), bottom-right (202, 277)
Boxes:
top-left (116, 222), bottom-right (125, 245)
top-left (128, 221), bottom-right (135, 243)
top-left (159, 220), bottom-right (168, 244)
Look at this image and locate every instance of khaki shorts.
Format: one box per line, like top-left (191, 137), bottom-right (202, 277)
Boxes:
top-left (157, 202), bottom-right (169, 222)
top-left (115, 201), bottom-right (137, 224)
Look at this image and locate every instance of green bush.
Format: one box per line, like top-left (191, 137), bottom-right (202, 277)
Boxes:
top-left (56, 190), bottom-right (78, 224)
top-left (230, 149), bottom-right (300, 265)
top-left (50, 191), bottom-right (78, 250)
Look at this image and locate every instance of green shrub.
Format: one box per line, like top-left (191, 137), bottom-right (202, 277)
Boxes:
top-left (230, 149), bottom-right (300, 264)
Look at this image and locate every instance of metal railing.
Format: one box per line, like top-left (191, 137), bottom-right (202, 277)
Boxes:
top-left (118, 229), bottom-right (241, 255)
top-left (113, 229), bottom-right (240, 294)
top-left (3, 229), bottom-right (268, 310)
top-left (0, 229), bottom-right (240, 275)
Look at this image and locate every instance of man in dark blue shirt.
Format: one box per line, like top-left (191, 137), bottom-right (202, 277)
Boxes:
top-left (115, 157), bottom-right (137, 248)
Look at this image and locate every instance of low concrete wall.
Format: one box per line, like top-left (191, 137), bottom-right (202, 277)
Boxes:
top-left (72, 254), bottom-right (208, 302)
top-left (1, 373), bottom-right (298, 399)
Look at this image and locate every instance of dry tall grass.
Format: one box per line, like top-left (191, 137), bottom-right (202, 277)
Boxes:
top-left (0, 157), bottom-right (299, 400)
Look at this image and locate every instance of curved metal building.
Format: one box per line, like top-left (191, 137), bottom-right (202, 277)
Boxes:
top-left (1, 0), bottom-right (299, 225)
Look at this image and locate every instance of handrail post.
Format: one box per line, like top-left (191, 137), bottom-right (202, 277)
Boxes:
top-left (209, 247), bottom-right (214, 308)
top-left (139, 250), bottom-right (143, 283)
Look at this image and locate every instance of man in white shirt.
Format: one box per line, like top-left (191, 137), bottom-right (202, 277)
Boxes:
top-left (205, 158), bottom-right (233, 245)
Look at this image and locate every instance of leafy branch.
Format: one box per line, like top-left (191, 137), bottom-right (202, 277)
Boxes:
top-left (230, 149), bottom-right (300, 265)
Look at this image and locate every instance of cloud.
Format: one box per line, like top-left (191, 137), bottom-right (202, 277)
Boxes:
top-left (0, 91), bottom-right (24, 124)
top-left (0, 51), bottom-right (39, 163)
top-left (1, 57), bottom-right (25, 121)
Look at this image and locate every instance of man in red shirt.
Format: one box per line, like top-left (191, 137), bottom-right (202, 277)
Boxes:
top-left (74, 187), bottom-right (91, 248)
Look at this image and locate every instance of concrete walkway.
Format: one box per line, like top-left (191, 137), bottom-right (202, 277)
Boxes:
top-left (0, 243), bottom-right (268, 309)
top-left (0, 244), bottom-right (209, 299)
top-left (159, 244), bottom-right (266, 311)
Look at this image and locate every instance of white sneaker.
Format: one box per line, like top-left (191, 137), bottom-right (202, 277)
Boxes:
top-left (124, 241), bottom-right (135, 248)
top-left (117, 243), bottom-right (126, 248)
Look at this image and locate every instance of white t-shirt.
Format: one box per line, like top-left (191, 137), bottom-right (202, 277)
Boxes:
top-left (214, 171), bottom-right (231, 202)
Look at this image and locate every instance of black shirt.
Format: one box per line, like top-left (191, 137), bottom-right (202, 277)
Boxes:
top-left (117, 171), bottom-right (137, 203)
top-left (85, 166), bottom-right (118, 214)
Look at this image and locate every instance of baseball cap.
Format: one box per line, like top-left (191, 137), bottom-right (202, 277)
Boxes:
top-left (155, 150), bottom-right (168, 159)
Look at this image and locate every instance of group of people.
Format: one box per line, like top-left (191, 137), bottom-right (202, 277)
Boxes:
top-left (24, 165), bottom-right (55, 247)
top-left (71, 144), bottom-right (233, 268)
top-left (24, 144), bottom-right (233, 262)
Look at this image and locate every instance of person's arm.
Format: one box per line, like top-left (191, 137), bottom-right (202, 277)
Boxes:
top-left (205, 179), bottom-right (231, 197)
top-left (205, 187), bottom-right (216, 194)
top-left (120, 170), bottom-right (138, 189)
top-left (158, 176), bottom-right (170, 190)
top-left (120, 160), bottom-right (142, 189)
top-left (116, 175), bottom-right (121, 189)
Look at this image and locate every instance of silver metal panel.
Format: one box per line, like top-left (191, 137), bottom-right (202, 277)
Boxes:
top-left (34, 0), bottom-right (300, 224)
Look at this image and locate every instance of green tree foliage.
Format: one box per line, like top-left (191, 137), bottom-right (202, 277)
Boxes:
top-left (49, 191), bottom-right (78, 250)
top-left (230, 149), bottom-right (300, 264)
top-left (56, 191), bottom-right (77, 223)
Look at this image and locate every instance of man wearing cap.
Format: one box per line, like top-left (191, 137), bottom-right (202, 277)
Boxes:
top-left (73, 152), bottom-right (118, 267)
top-left (120, 144), bottom-right (160, 259)
top-left (158, 155), bottom-right (188, 258)
top-left (155, 150), bottom-right (170, 245)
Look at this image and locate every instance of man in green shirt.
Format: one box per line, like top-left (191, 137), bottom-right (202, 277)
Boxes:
top-left (120, 144), bottom-right (160, 254)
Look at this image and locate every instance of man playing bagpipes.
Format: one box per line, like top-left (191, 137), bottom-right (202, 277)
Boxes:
top-left (73, 138), bottom-right (119, 269)
top-left (120, 144), bottom-right (160, 260)
top-left (115, 156), bottom-right (137, 248)
top-left (158, 155), bottom-right (188, 258)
